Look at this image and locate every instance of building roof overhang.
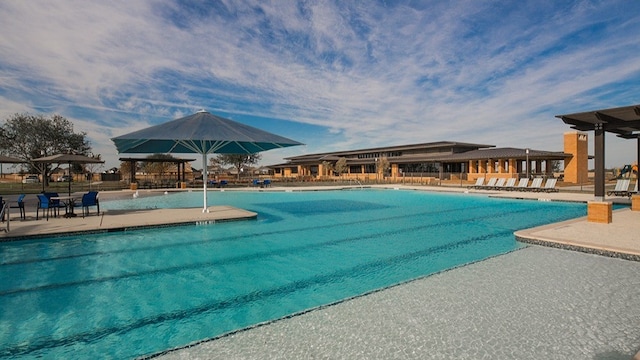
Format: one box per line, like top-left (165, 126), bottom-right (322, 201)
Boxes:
top-left (284, 141), bottom-right (495, 161)
top-left (556, 104), bottom-right (640, 138)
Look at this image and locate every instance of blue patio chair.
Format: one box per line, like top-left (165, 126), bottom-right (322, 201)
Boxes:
top-left (9, 194), bottom-right (26, 220)
top-left (44, 192), bottom-right (65, 217)
top-left (81, 191), bottom-right (100, 218)
top-left (263, 179), bottom-right (271, 187)
top-left (219, 180), bottom-right (228, 188)
top-left (37, 194), bottom-right (55, 221)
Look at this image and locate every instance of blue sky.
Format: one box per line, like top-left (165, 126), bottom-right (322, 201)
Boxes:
top-left (1, 0), bottom-right (639, 170)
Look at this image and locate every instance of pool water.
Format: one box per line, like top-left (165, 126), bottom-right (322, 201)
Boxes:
top-left (0, 190), bottom-right (586, 359)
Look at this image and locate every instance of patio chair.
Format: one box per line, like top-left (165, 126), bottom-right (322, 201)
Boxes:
top-left (525, 177), bottom-right (544, 192)
top-left (81, 191), bottom-right (100, 218)
top-left (219, 180), bottom-right (228, 188)
top-left (44, 192), bottom-right (65, 217)
top-left (37, 194), bottom-right (55, 221)
top-left (606, 178), bottom-right (630, 196)
top-left (541, 178), bottom-right (559, 192)
top-left (468, 177), bottom-right (484, 189)
top-left (9, 194), bottom-right (26, 220)
top-left (512, 178), bottom-right (529, 191)
top-left (263, 179), bottom-right (271, 187)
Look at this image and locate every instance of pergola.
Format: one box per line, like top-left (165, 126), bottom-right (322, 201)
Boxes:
top-left (119, 157), bottom-right (195, 185)
top-left (557, 104), bottom-right (640, 200)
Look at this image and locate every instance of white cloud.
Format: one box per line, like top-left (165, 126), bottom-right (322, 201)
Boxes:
top-left (0, 0), bottom-right (639, 169)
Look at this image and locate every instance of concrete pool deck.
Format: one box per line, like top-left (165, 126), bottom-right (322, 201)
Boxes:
top-left (0, 191), bottom-right (257, 240)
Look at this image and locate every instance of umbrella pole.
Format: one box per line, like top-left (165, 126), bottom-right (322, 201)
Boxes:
top-left (202, 154), bottom-right (209, 213)
top-left (68, 162), bottom-right (72, 196)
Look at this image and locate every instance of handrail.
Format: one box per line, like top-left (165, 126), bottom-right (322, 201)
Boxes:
top-left (0, 202), bottom-right (8, 233)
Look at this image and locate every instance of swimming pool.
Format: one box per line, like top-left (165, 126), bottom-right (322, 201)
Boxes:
top-left (0, 190), bottom-right (586, 359)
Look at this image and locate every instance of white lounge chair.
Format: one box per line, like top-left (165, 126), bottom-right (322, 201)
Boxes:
top-left (541, 178), bottom-right (559, 192)
top-left (468, 177), bottom-right (485, 189)
top-left (479, 177), bottom-right (498, 190)
top-left (512, 178), bottom-right (529, 191)
top-left (492, 178), bottom-right (506, 190)
top-left (607, 178), bottom-right (630, 196)
top-left (525, 177), bottom-right (544, 192)
top-left (502, 178), bottom-right (517, 190)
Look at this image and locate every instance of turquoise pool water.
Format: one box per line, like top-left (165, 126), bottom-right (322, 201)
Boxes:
top-left (0, 190), bottom-right (586, 359)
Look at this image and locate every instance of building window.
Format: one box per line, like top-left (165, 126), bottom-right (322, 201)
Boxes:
top-left (290, 167), bottom-right (298, 174)
top-left (364, 164), bottom-right (376, 173)
top-left (349, 165), bottom-right (361, 174)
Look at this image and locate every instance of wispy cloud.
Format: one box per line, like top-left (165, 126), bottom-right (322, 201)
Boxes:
top-left (1, 0), bottom-right (639, 167)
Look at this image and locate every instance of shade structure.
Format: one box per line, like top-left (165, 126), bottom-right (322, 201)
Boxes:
top-left (33, 153), bottom-right (104, 195)
top-left (111, 110), bottom-right (303, 211)
top-left (0, 155), bottom-right (25, 163)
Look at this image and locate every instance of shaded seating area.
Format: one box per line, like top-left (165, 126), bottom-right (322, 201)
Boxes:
top-left (81, 191), bottom-right (99, 217)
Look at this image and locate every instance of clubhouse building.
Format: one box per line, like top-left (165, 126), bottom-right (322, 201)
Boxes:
top-left (269, 132), bottom-right (588, 184)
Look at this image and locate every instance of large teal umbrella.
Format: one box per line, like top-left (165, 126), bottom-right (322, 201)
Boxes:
top-left (111, 110), bottom-right (303, 212)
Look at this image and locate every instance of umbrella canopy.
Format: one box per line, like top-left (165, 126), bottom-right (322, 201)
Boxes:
top-left (111, 110), bottom-right (303, 211)
top-left (33, 153), bottom-right (104, 195)
top-left (0, 155), bottom-right (25, 163)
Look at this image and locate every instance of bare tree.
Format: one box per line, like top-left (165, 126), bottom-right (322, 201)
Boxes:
top-left (215, 153), bottom-right (262, 180)
top-left (335, 157), bottom-right (348, 179)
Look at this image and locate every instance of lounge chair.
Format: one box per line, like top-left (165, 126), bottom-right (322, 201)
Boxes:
top-left (620, 178), bottom-right (638, 198)
top-left (501, 178), bottom-right (517, 190)
top-left (81, 191), bottom-right (100, 217)
top-left (511, 178), bottom-right (529, 191)
top-left (9, 194), bottom-right (26, 220)
top-left (491, 178), bottom-right (506, 190)
top-left (478, 177), bottom-right (497, 190)
top-left (525, 177), bottom-right (544, 192)
top-left (607, 179), bottom-right (630, 196)
top-left (468, 177), bottom-right (484, 189)
top-left (541, 178), bottom-right (559, 192)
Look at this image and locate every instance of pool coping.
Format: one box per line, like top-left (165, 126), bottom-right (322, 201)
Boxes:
top-left (0, 206), bottom-right (257, 242)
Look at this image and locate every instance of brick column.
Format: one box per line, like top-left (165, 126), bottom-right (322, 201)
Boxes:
top-left (587, 201), bottom-right (612, 223)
